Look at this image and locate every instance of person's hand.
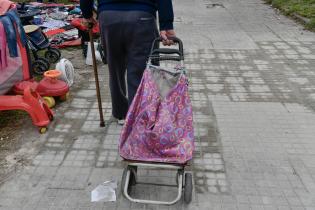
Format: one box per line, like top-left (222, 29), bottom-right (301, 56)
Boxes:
top-left (160, 29), bottom-right (176, 46)
top-left (83, 17), bottom-right (97, 28)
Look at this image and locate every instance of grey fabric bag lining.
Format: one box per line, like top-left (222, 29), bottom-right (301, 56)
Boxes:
top-left (149, 65), bottom-right (181, 98)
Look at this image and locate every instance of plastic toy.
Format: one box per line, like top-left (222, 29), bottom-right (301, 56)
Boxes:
top-left (0, 87), bottom-right (54, 133)
top-left (13, 70), bottom-right (70, 108)
top-left (0, 3), bottom-right (53, 134)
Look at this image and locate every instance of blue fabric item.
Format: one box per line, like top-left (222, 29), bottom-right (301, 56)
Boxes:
top-left (69, 7), bottom-right (81, 15)
top-left (80, 0), bottom-right (174, 30)
top-left (0, 9), bottom-right (28, 57)
top-left (6, 10), bottom-right (28, 46)
top-left (0, 16), bottom-right (18, 57)
top-left (28, 29), bottom-right (49, 49)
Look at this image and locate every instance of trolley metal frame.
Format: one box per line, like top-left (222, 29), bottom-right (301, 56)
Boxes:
top-left (122, 162), bottom-right (188, 205)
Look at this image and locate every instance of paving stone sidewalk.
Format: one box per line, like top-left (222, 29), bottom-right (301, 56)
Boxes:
top-left (1, 0), bottom-right (315, 209)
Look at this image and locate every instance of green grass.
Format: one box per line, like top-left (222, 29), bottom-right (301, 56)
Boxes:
top-left (266, 0), bottom-right (315, 30)
top-left (306, 17), bottom-right (315, 29)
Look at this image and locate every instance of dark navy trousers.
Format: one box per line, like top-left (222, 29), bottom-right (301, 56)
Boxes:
top-left (99, 10), bottom-right (158, 120)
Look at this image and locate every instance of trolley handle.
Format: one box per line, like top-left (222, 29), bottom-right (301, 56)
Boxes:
top-left (152, 48), bottom-right (182, 56)
top-left (149, 37), bottom-right (184, 61)
top-left (149, 55), bottom-right (182, 61)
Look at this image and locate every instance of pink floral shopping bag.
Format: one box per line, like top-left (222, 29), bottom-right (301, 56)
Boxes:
top-left (119, 65), bottom-right (194, 164)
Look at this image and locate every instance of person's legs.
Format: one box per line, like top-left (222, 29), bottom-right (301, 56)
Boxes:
top-left (124, 11), bottom-right (159, 105)
top-left (99, 11), bottom-right (128, 119)
top-left (99, 11), bottom-right (158, 119)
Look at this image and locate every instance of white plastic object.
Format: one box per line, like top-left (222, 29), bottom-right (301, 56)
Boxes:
top-left (91, 180), bottom-right (117, 202)
top-left (55, 58), bottom-right (74, 87)
top-left (86, 42), bottom-right (102, 66)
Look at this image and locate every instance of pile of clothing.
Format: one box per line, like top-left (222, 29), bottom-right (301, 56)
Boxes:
top-left (16, 1), bottom-right (99, 50)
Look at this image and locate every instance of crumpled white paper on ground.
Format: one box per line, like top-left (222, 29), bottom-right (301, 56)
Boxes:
top-left (91, 180), bottom-right (117, 202)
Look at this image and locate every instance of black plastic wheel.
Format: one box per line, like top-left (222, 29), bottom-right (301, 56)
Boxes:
top-left (53, 47), bottom-right (61, 58)
top-left (37, 57), bottom-right (50, 69)
top-left (129, 166), bottom-right (137, 186)
top-left (45, 48), bottom-right (61, 63)
top-left (32, 59), bottom-right (49, 75)
top-left (184, 173), bottom-right (193, 204)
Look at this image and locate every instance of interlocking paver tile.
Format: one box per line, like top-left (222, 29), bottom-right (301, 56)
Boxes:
top-left (2, 0), bottom-right (315, 209)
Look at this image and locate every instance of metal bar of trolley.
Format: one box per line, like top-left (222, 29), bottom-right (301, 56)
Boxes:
top-left (123, 162), bottom-right (184, 205)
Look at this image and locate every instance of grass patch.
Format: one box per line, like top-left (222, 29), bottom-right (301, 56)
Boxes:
top-left (0, 110), bottom-right (27, 139)
top-left (266, 0), bottom-right (315, 30)
top-left (0, 111), bottom-right (27, 129)
top-left (306, 18), bottom-right (315, 29)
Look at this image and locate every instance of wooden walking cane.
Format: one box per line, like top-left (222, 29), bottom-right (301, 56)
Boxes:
top-left (88, 23), bottom-right (105, 127)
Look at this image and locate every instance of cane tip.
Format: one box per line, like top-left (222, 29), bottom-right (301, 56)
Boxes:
top-left (100, 122), bottom-right (105, 127)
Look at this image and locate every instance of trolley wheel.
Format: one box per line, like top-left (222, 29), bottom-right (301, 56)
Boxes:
top-left (32, 59), bottom-right (49, 75)
top-left (45, 48), bottom-right (61, 63)
top-left (184, 173), bottom-right (193, 204)
top-left (59, 92), bottom-right (70, 101)
top-left (39, 127), bottom-right (47, 134)
top-left (43, 96), bottom-right (56, 108)
top-left (129, 166), bottom-right (137, 186)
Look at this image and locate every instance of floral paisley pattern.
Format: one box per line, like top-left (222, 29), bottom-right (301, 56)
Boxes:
top-left (119, 67), bottom-right (195, 164)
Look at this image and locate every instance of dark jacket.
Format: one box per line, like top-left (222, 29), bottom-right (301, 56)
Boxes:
top-left (80, 0), bottom-right (174, 30)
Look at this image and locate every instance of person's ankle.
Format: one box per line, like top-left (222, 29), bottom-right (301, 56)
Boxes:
top-left (112, 115), bottom-right (125, 125)
top-left (117, 119), bottom-right (125, 125)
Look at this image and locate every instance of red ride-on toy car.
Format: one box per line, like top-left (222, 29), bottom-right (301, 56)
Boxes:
top-left (13, 70), bottom-right (70, 108)
top-left (0, 87), bottom-right (54, 134)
